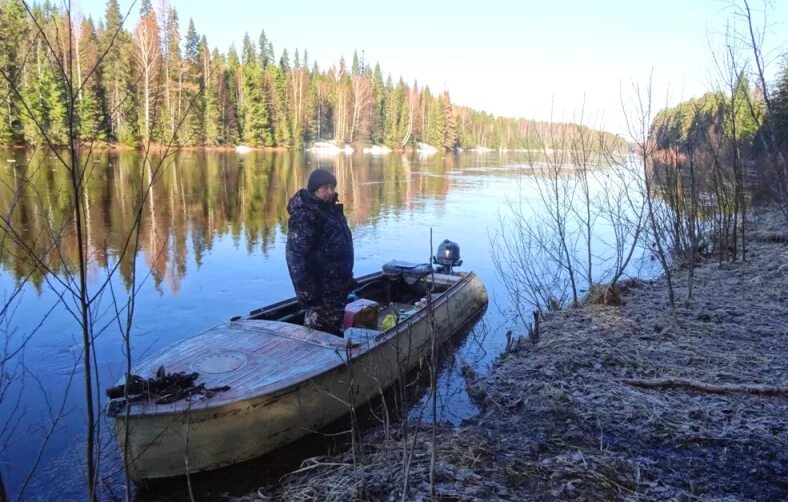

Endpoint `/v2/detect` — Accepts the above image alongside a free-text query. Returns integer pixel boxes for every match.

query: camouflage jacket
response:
[285,189,354,306]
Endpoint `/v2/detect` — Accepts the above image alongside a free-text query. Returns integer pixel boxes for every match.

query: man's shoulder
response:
[288,189,319,215]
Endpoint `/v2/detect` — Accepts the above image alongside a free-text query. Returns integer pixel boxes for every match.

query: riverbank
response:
[247,208,787,501]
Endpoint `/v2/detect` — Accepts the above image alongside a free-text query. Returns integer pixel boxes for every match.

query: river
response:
[0,148,650,499]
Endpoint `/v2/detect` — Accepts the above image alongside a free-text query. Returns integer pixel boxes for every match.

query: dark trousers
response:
[304,293,347,336]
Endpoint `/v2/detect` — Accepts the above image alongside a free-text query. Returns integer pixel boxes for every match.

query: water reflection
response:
[0,150,458,293]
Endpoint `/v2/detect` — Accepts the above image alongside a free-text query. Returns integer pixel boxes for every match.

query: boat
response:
[105,241,488,481]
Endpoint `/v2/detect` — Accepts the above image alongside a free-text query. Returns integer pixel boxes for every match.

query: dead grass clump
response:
[583,284,623,306]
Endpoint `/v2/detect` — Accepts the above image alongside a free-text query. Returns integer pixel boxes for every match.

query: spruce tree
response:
[77,18,107,141]
[257,29,269,69]
[241,35,272,145]
[772,63,788,147]
[394,78,410,147]
[426,94,445,148]
[279,48,290,71]
[202,42,222,144]
[0,0,28,143]
[383,76,402,148]
[351,50,360,75]
[100,0,138,144]
[270,65,291,146]
[371,63,385,144]
[162,7,181,141]
[225,44,241,144]
[182,18,204,144]
[442,92,457,151]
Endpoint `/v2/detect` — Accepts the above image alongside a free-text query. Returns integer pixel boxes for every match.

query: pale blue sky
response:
[73,0,787,135]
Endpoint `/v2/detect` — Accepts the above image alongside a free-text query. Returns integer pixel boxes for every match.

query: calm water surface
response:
[0,149,647,499]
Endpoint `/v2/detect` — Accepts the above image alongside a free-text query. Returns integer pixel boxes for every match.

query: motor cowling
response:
[433,239,462,272]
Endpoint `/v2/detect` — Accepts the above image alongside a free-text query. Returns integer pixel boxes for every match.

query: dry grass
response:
[242,427,507,501]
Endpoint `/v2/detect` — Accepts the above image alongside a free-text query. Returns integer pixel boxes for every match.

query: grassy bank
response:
[239,208,787,501]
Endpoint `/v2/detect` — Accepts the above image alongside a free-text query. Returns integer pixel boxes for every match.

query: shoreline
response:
[253,207,788,500]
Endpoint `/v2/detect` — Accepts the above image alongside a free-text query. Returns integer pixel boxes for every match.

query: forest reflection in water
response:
[0,149,463,294]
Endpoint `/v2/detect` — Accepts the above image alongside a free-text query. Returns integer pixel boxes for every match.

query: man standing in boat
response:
[286,168,354,336]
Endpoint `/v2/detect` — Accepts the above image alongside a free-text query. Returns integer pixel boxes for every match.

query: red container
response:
[342,299,380,330]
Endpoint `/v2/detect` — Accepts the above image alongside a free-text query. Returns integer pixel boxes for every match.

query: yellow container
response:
[380,314,396,331]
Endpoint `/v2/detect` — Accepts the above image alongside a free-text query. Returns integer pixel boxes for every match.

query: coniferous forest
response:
[0,0,620,151]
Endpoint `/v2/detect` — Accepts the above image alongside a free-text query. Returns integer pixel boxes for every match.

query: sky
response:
[72,0,788,135]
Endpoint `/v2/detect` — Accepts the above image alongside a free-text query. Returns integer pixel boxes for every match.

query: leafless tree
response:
[0,1,205,499]
[621,75,678,322]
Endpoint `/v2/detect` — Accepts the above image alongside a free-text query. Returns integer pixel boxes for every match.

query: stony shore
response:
[243,208,787,501]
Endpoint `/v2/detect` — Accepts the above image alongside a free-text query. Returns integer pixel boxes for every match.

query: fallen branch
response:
[753,231,788,243]
[621,378,788,396]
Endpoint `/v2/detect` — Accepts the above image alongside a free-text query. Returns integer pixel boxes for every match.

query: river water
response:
[0,148,651,499]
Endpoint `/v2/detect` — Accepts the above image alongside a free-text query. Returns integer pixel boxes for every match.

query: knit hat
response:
[307,168,337,193]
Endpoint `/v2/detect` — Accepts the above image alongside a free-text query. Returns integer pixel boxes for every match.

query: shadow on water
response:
[133,313,486,501]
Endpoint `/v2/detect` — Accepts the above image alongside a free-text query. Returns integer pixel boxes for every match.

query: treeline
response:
[650,76,764,152]
[649,66,788,158]
[0,0,617,151]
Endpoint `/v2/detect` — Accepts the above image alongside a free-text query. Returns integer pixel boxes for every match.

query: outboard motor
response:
[433,239,462,273]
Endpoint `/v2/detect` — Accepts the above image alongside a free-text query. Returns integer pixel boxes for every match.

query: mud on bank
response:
[242,210,787,501]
